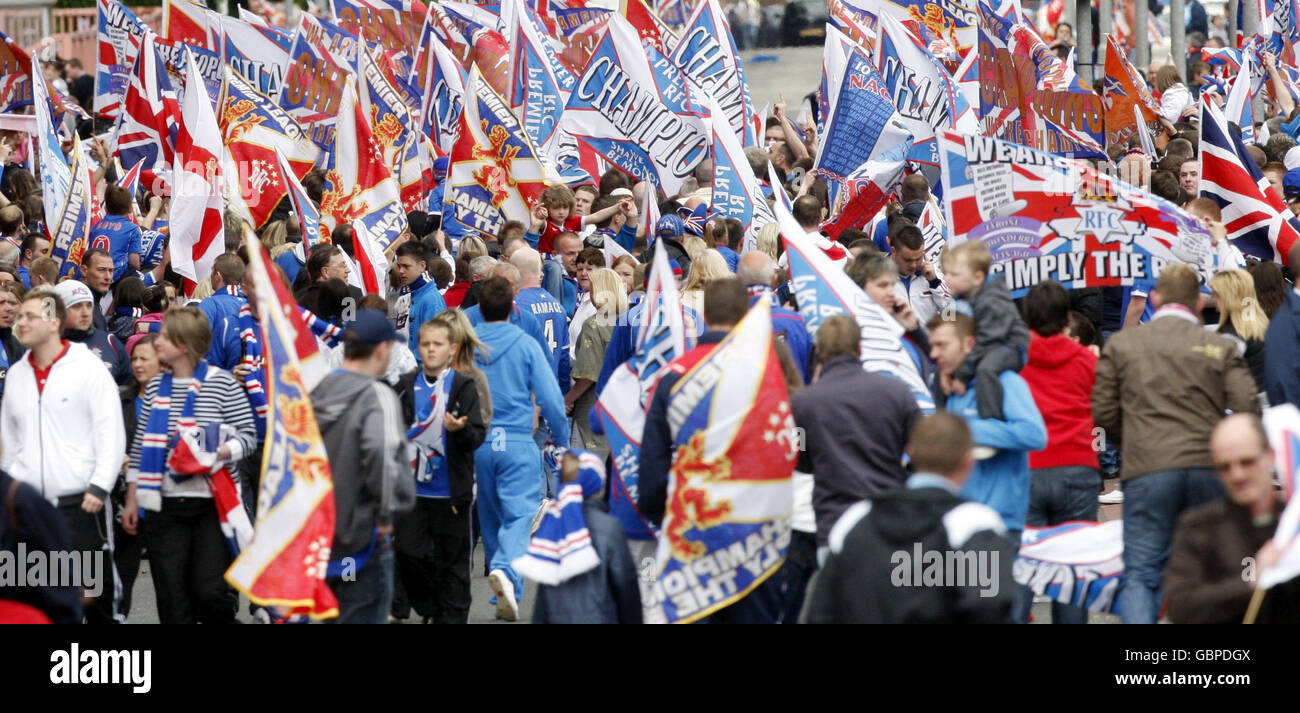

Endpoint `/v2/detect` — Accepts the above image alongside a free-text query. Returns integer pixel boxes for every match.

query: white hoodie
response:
[0,341,125,502]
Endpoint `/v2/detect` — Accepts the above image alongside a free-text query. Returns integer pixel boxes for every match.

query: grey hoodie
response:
[311,369,414,560]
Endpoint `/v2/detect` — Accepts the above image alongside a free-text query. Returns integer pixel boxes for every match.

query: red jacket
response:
[442,281,471,309]
[1022,332,1099,470]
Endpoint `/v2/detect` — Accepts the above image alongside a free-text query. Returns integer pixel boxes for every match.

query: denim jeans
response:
[328,535,395,624]
[1011,466,1101,624]
[1117,468,1224,624]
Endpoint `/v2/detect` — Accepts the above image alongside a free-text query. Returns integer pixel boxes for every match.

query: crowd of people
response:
[0,1,1298,625]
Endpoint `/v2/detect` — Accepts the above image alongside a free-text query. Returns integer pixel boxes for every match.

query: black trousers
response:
[57,500,120,624]
[142,497,236,624]
[779,530,819,624]
[393,498,473,624]
[112,520,141,620]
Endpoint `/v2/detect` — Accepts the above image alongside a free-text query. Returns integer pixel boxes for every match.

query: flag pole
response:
[1242,587,1266,624]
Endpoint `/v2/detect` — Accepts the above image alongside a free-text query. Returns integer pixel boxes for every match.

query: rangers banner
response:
[443,64,550,238]
[595,245,693,541]
[225,240,339,621]
[332,0,427,79]
[503,0,575,156]
[34,57,72,239]
[813,44,913,212]
[162,0,218,49]
[95,0,151,118]
[875,11,978,191]
[298,12,360,71]
[670,0,757,146]
[319,80,408,250]
[706,93,774,248]
[50,135,95,280]
[154,38,223,113]
[551,5,612,71]
[358,46,425,212]
[419,37,466,154]
[279,27,353,150]
[1102,33,1160,148]
[977,1,1105,157]
[644,298,796,624]
[562,14,709,198]
[219,15,291,100]
[1013,521,1122,613]
[221,68,321,229]
[775,194,935,413]
[833,0,978,57]
[939,130,1220,298]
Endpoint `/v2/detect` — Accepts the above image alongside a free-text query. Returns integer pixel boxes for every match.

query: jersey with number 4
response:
[517,286,570,389]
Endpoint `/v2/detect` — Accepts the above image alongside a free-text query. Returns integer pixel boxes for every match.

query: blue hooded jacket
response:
[406,279,449,359]
[474,321,570,444]
[943,370,1047,533]
[198,290,245,370]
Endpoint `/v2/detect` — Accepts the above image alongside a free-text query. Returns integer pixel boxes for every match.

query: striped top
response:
[127,370,258,499]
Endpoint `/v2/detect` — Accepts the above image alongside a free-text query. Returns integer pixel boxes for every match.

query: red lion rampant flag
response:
[319,80,409,251]
[643,298,797,624]
[443,63,549,239]
[225,239,339,620]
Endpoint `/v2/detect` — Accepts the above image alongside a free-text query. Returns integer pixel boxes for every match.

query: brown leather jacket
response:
[1164,498,1282,624]
[1092,310,1260,481]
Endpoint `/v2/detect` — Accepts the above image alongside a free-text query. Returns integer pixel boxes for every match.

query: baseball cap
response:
[342,308,399,346]
[53,279,93,309]
[1287,146,1300,172]
[1285,167,1300,200]
[656,215,684,239]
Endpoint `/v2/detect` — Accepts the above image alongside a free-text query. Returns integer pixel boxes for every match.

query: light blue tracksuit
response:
[474,321,571,599]
[943,370,1048,533]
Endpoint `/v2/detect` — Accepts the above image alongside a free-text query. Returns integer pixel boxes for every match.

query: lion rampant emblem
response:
[369,104,403,153]
[471,121,521,209]
[222,98,265,142]
[320,169,367,226]
[665,432,734,561]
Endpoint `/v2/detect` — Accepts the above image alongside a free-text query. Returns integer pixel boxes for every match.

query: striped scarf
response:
[513,449,606,586]
[137,366,207,512]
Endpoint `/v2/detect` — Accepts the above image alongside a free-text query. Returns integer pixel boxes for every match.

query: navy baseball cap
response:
[1285,167,1300,199]
[343,308,399,346]
[656,215,684,238]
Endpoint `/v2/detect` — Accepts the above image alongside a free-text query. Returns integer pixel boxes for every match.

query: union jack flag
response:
[113,32,180,192]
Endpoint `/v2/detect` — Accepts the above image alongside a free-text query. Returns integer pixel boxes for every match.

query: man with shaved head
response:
[511,246,569,392]
[1165,414,1298,623]
[737,250,812,382]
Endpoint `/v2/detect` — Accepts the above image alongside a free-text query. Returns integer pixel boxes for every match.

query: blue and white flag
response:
[33,56,71,242]
[595,244,694,541]
[420,29,467,155]
[774,193,935,413]
[813,44,914,214]
[562,14,709,198]
[1013,521,1122,613]
[503,0,577,160]
[875,11,978,196]
[705,93,774,251]
[50,135,95,281]
[95,0,151,118]
[669,0,756,146]
[219,15,290,99]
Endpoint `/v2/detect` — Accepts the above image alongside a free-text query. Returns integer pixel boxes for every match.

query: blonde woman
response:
[566,268,628,457]
[681,235,708,263]
[679,249,730,315]
[260,220,288,253]
[1210,269,1268,392]
[756,222,780,261]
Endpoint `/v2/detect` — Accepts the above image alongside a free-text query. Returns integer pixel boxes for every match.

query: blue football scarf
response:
[407,368,455,498]
[401,272,433,297]
[513,449,605,586]
[137,362,210,512]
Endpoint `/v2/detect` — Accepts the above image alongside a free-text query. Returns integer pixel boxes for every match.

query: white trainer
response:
[1098,489,1124,505]
[489,569,519,622]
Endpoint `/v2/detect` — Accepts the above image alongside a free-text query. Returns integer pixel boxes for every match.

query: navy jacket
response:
[532,499,643,624]
[1265,290,1300,408]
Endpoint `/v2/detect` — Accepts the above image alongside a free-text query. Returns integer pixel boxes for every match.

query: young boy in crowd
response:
[528,185,633,254]
[939,241,1030,420]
